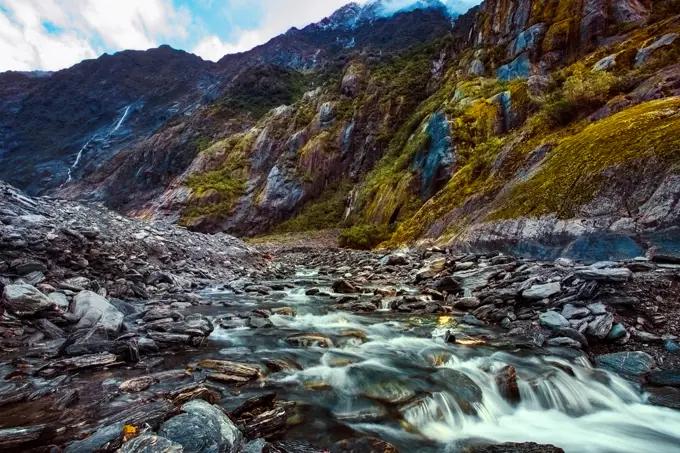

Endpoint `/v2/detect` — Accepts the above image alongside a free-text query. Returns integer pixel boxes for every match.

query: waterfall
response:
[112,105,131,132]
[63,136,95,185]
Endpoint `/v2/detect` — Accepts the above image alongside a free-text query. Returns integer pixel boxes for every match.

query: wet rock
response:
[647,386,680,410]
[648,369,680,387]
[119,434,184,453]
[38,352,120,377]
[495,365,520,404]
[65,423,124,453]
[555,328,589,349]
[249,316,274,328]
[360,380,415,404]
[2,284,55,316]
[168,383,221,406]
[332,279,358,294]
[285,333,333,348]
[120,375,159,392]
[330,437,399,453]
[547,337,582,349]
[14,262,46,275]
[586,312,614,340]
[71,291,124,335]
[587,303,607,315]
[574,268,631,282]
[240,406,287,440]
[664,338,680,353]
[54,389,79,410]
[0,425,46,450]
[455,297,481,309]
[461,314,484,326]
[522,282,561,300]
[159,400,243,453]
[198,359,260,379]
[262,358,302,373]
[35,318,65,339]
[432,368,483,410]
[595,351,655,377]
[539,311,570,330]
[468,442,565,453]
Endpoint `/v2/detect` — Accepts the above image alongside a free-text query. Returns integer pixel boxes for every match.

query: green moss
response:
[489,97,680,220]
[338,224,394,250]
[274,182,351,233]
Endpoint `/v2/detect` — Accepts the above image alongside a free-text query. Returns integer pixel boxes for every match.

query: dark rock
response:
[595,351,655,377]
[3,284,55,316]
[586,313,614,340]
[332,279,358,294]
[330,437,399,453]
[432,368,483,410]
[285,333,333,348]
[159,400,243,453]
[574,268,631,282]
[118,434,184,453]
[432,276,463,294]
[71,291,124,335]
[648,369,680,387]
[468,442,565,453]
[0,425,47,450]
[495,365,520,404]
[647,386,680,410]
[555,328,589,349]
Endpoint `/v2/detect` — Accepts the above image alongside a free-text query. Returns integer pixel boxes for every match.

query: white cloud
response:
[193,30,265,61]
[0,0,192,71]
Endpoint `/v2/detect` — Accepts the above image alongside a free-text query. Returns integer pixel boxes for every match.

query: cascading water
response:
[112,105,131,132]
[64,136,95,184]
[200,270,680,452]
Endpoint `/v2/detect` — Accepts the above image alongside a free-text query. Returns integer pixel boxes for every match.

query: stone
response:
[595,351,655,377]
[522,282,561,300]
[647,386,680,410]
[118,434,184,453]
[547,337,582,349]
[587,303,607,315]
[468,443,565,453]
[648,369,680,387]
[636,33,678,67]
[285,333,333,348]
[159,400,243,453]
[432,276,463,293]
[664,339,680,353]
[574,268,632,282]
[562,304,590,320]
[606,323,627,341]
[586,313,614,340]
[539,311,570,330]
[48,292,70,310]
[497,53,534,82]
[495,365,520,404]
[415,257,446,282]
[381,253,408,266]
[360,380,415,404]
[507,23,548,59]
[332,279,358,294]
[555,328,589,349]
[432,368,483,409]
[455,297,481,309]
[593,54,617,72]
[330,437,399,453]
[2,284,55,316]
[71,291,124,335]
[14,262,46,275]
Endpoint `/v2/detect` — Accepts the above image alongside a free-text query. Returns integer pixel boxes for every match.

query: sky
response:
[0,0,480,73]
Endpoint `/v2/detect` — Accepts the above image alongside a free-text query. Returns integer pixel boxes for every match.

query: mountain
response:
[1,0,679,260]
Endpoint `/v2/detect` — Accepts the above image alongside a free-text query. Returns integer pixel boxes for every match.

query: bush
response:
[563,65,618,108]
[338,224,394,250]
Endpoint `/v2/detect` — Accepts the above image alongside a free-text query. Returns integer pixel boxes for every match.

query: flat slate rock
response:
[648,369,680,387]
[647,386,680,410]
[595,351,655,377]
[467,442,565,453]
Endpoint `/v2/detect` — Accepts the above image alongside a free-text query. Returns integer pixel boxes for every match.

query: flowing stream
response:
[196,269,680,452]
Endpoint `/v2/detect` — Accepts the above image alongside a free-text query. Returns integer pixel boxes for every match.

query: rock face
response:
[595,351,655,378]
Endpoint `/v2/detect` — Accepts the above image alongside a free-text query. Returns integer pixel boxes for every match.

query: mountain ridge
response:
[1,0,679,260]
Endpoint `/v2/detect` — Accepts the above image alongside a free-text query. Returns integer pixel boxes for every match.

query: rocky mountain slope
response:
[1,0,679,260]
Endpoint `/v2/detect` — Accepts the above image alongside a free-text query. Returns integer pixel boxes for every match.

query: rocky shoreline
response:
[1,183,680,452]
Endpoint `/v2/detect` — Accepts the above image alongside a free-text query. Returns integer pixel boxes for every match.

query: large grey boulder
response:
[636,33,678,67]
[71,290,124,335]
[159,400,243,453]
[497,53,534,82]
[2,284,55,316]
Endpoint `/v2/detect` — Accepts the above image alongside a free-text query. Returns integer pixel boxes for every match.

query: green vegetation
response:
[338,224,394,250]
[275,182,351,233]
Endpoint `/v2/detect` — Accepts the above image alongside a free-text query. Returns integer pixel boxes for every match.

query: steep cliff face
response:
[2,0,680,259]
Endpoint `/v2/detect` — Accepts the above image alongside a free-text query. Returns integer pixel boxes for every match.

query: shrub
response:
[338,224,394,250]
[563,65,618,108]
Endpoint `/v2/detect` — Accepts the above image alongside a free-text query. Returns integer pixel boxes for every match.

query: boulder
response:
[547,337,582,349]
[606,323,627,341]
[2,284,55,316]
[71,291,124,335]
[381,253,409,266]
[332,279,358,294]
[119,434,184,453]
[595,351,655,377]
[522,282,561,300]
[593,54,617,72]
[48,292,70,310]
[539,311,570,330]
[648,369,680,387]
[497,53,534,82]
[495,365,520,404]
[159,400,243,453]
[330,437,399,453]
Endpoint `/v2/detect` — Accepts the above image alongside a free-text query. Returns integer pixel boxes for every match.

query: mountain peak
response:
[317,0,450,31]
